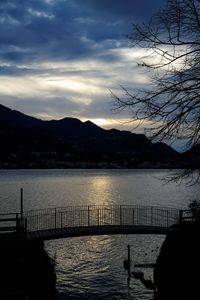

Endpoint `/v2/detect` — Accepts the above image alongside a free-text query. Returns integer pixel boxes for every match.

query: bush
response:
[188,200,200,221]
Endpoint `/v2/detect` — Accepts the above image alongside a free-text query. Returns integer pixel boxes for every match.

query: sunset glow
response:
[0,0,164,132]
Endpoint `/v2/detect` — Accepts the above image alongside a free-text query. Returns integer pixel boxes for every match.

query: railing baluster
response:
[88,206,90,226]
[151,207,153,226]
[120,205,122,226]
[166,210,168,227]
[16,213,19,233]
[97,208,100,228]
[179,210,183,224]
[54,208,57,229]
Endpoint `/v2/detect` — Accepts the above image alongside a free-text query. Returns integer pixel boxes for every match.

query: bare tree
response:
[114,0,200,150]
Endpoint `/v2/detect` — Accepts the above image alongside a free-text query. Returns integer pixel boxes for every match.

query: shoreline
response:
[0,165,190,170]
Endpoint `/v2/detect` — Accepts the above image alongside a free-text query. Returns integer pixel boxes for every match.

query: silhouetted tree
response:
[114,0,200,149]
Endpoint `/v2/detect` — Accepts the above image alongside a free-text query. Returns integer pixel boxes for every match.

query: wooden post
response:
[127,245,131,282]
[128,245,131,267]
[123,245,131,277]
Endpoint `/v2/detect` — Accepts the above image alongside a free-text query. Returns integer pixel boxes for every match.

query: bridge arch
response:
[24,205,182,240]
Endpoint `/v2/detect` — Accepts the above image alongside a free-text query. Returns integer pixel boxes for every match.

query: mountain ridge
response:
[0,103,180,168]
[0,103,42,128]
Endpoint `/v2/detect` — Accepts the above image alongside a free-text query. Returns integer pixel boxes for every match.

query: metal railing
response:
[0,212,26,232]
[24,205,181,232]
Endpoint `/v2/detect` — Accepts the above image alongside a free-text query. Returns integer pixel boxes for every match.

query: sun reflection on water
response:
[86,175,117,206]
[45,234,164,300]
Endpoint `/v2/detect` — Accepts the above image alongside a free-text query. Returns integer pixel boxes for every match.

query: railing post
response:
[132,208,134,230]
[36,214,38,231]
[20,188,27,233]
[179,210,183,225]
[25,218,27,233]
[20,188,23,221]
[16,213,20,233]
[166,210,169,228]
[60,211,63,229]
[88,206,90,226]
[120,205,122,226]
[151,207,153,226]
[55,208,57,228]
[97,208,100,229]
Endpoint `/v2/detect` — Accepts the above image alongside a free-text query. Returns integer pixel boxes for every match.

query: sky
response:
[0,0,165,132]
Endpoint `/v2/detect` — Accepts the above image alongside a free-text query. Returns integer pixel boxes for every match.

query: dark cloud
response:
[0,0,166,133]
[0,0,165,65]
[76,0,164,18]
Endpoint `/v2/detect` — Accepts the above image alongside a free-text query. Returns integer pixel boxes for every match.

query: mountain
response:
[0,104,42,128]
[37,118,106,141]
[0,103,179,168]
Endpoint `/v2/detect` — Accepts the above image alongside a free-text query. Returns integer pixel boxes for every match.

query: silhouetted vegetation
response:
[113,0,200,180]
[188,200,200,221]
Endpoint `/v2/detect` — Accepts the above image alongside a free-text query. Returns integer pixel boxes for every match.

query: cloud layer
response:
[0,0,164,130]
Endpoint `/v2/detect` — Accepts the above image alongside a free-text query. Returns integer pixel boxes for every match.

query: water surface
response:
[0,169,198,300]
[0,169,198,212]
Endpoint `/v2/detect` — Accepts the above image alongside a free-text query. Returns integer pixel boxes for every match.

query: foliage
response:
[188,199,200,220]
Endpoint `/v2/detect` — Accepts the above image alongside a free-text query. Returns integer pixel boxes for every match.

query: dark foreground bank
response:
[1,221,200,300]
[0,233,57,300]
[154,221,200,299]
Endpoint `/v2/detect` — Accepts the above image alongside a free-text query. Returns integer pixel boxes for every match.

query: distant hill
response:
[177,144,200,168]
[0,103,179,168]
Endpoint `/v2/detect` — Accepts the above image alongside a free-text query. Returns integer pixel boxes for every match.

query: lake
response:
[0,169,199,300]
